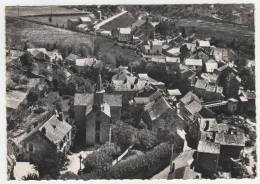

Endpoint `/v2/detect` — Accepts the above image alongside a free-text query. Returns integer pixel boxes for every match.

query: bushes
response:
[112,122,159,151]
[106,143,172,179]
[82,143,121,175]
[32,150,68,179]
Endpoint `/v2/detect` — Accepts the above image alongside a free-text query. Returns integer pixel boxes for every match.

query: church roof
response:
[104,94,122,107]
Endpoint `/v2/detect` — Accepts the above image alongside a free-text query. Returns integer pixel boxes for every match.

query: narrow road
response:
[94,10,128,30]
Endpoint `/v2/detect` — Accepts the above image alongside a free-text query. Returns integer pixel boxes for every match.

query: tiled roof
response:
[144,97,171,121]
[39,115,72,144]
[197,140,220,154]
[215,132,245,147]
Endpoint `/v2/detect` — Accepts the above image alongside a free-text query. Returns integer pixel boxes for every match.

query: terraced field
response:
[6,6,82,17]
[6,17,141,64]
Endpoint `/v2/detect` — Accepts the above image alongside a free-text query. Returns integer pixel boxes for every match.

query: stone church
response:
[74,73,122,145]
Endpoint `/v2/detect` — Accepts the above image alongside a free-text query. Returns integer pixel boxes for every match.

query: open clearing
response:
[6,17,141,64]
[100,11,136,31]
[6,6,82,17]
[23,15,87,28]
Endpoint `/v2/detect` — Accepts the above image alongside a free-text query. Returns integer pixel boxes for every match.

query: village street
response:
[60,150,93,175]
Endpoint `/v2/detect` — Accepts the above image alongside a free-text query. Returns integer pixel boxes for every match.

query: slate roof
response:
[184,58,202,66]
[172,149,196,170]
[134,97,150,105]
[76,58,98,67]
[144,97,171,121]
[194,79,207,89]
[104,94,122,107]
[119,27,131,34]
[185,100,202,115]
[74,93,93,106]
[196,40,210,47]
[201,73,219,84]
[79,16,92,23]
[65,53,82,63]
[6,90,28,110]
[215,132,245,147]
[39,115,72,144]
[205,84,216,92]
[205,60,218,73]
[199,107,216,118]
[167,89,182,96]
[167,47,181,56]
[10,50,25,59]
[200,119,218,132]
[180,91,200,105]
[197,140,220,154]
[165,56,180,63]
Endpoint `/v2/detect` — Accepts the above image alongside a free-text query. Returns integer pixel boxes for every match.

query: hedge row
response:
[105,142,173,179]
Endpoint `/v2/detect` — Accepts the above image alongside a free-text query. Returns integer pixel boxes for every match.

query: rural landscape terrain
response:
[6,4,256,180]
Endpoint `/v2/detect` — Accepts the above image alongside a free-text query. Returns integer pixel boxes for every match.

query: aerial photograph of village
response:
[5,4,256,180]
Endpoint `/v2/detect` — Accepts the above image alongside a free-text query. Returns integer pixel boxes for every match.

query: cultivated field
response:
[177,18,254,38]
[6,6,82,17]
[24,15,86,28]
[100,12,136,31]
[6,17,141,64]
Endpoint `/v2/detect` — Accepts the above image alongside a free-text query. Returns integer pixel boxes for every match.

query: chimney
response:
[134,78,138,84]
[41,127,46,135]
[123,77,127,84]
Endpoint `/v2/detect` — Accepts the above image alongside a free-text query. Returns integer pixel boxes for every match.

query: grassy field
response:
[24,15,85,28]
[6,17,141,63]
[6,6,82,17]
[100,12,136,30]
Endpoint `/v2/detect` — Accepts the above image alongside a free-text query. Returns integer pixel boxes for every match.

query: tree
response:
[101,53,116,67]
[32,150,68,179]
[27,88,39,104]
[112,122,137,150]
[22,173,39,180]
[20,52,33,69]
[82,143,121,174]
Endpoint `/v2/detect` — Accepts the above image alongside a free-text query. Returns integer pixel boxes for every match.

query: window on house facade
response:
[95,120,101,143]
[28,143,34,153]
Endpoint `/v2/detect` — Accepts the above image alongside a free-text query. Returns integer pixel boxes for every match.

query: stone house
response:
[179,91,202,122]
[118,27,132,42]
[74,74,122,145]
[131,18,155,43]
[20,114,72,162]
[184,58,203,72]
[67,18,80,30]
[196,140,220,174]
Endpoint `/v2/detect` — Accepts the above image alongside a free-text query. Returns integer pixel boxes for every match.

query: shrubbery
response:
[105,143,172,179]
[82,143,121,175]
